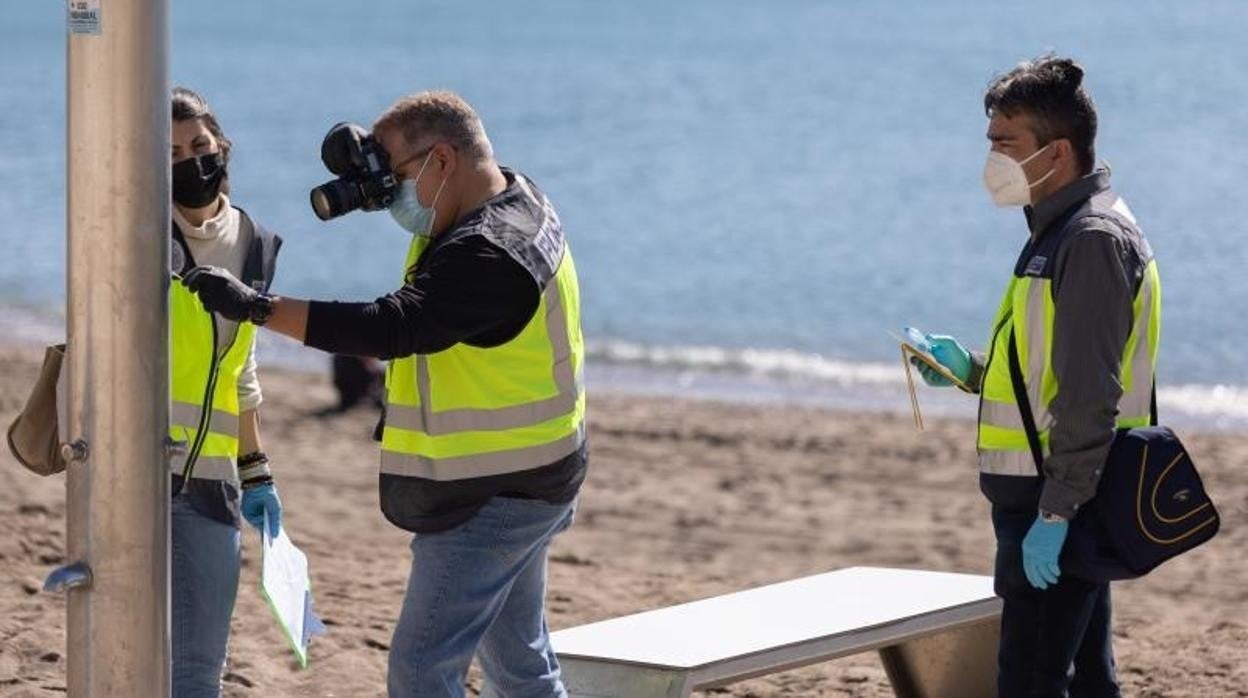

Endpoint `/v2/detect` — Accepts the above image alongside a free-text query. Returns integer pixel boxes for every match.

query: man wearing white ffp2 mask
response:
[983,141,1056,207]
[914,55,1165,697]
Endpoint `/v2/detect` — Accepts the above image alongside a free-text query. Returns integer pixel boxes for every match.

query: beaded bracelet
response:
[238,451,272,489]
[241,474,275,491]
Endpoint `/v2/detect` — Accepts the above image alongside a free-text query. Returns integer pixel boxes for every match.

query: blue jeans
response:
[388,496,576,698]
[171,493,241,698]
[992,506,1121,698]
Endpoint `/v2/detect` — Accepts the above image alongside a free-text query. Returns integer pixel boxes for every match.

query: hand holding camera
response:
[309,122,399,221]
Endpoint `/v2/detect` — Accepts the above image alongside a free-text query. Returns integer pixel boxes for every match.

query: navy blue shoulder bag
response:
[1007,330,1220,581]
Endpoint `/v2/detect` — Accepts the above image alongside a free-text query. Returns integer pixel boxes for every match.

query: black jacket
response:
[304,169,587,533]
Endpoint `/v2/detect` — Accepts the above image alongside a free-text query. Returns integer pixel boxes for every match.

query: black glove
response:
[182,265,260,323]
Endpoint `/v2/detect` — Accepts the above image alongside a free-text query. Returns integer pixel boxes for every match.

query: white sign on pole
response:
[67,0,101,35]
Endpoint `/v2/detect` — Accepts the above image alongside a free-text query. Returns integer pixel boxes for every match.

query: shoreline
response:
[1,345,1245,696]
[1,320,1245,433]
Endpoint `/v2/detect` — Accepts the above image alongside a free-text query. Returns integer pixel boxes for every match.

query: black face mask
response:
[171,152,226,208]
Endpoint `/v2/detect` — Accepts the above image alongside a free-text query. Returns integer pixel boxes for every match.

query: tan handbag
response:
[6,344,67,476]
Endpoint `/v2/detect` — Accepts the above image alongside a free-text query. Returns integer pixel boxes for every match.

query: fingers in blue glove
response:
[1021,515,1069,590]
[910,357,953,387]
[926,335,973,383]
[1024,557,1058,589]
[242,484,282,537]
[1041,558,1061,586]
[264,505,282,538]
[1023,558,1044,589]
[242,507,263,533]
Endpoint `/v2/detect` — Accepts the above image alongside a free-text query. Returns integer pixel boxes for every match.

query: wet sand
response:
[1,346,1244,696]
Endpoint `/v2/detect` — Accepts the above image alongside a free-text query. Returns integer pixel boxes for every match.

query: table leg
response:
[561,658,693,698]
[878,616,999,698]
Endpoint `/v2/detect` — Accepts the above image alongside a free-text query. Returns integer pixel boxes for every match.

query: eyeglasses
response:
[390,146,434,179]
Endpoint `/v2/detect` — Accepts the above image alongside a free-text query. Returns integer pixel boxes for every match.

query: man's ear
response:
[1052,138,1074,168]
[434,142,457,179]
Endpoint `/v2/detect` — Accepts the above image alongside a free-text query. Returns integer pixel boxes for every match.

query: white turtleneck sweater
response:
[172,195,263,411]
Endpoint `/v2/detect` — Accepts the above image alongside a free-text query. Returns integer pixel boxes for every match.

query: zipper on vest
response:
[181,316,240,481]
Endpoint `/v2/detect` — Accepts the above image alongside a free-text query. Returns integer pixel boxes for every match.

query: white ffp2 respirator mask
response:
[982,144,1055,207]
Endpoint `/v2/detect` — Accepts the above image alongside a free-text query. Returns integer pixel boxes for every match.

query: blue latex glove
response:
[1021,515,1069,589]
[241,483,282,537]
[912,360,953,387]
[908,332,972,387]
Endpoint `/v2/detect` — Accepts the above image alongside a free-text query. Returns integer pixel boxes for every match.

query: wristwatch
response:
[248,294,275,326]
[1039,510,1067,524]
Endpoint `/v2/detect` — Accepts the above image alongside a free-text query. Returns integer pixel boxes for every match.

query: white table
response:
[552,566,1001,697]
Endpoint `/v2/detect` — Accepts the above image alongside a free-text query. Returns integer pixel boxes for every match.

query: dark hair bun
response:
[1046,57,1085,90]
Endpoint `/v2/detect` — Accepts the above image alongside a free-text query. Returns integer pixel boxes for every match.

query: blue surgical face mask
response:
[388,151,446,236]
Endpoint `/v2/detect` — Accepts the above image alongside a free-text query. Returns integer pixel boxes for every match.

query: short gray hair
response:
[373,90,493,161]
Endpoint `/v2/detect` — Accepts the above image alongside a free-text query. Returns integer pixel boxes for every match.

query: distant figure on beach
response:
[168,87,285,697]
[320,354,383,415]
[182,90,586,697]
[914,55,1161,696]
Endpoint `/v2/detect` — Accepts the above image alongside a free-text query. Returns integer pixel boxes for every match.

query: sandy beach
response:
[0,345,1244,697]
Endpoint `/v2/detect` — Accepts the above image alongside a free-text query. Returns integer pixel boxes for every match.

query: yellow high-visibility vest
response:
[977,196,1161,477]
[169,283,254,482]
[168,209,281,483]
[381,200,586,482]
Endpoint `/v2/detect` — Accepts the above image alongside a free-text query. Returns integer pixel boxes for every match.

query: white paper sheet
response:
[261,514,326,667]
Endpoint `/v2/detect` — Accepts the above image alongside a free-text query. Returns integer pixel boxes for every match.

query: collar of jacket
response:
[1023,166,1111,239]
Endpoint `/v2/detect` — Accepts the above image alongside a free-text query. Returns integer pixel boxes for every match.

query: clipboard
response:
[260,513,327,668]
[891,328,975,431]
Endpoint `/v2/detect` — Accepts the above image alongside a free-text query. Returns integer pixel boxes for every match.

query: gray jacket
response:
[970,168,1154,518]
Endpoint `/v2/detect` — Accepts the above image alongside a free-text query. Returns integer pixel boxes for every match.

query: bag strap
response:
[1005,328,1046,477]
[1008,327,1162,478]
[1150,378,1159,427]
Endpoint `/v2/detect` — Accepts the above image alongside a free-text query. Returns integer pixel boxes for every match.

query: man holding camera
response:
[183,90,586,698]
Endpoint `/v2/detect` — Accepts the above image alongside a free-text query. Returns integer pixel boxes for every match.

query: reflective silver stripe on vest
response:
[1111,196,1137,225]
[171,400,240,439]
[1020,281,1053,434]
[978,282,1051,477]
[979,397,1028,432]
[386,370,582,435]
[1119,269,1155,419]
[387,279,580,436]
[1110,195,1154,419]
[979,449,1038,477]
[380,424,585,481]
[167,454,238,482]
[978,283,1053,440]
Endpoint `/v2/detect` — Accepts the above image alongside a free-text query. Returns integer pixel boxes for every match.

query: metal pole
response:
[58,0,171,695]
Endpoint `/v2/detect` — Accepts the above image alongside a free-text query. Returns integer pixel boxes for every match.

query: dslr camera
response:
[309,122,397,221]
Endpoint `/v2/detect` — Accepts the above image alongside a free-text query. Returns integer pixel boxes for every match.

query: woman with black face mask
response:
[168,86,283,697]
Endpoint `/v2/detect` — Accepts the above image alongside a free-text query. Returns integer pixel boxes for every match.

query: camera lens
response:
[310,188,334,221]
[309,179,362,221]
[311,121,396,221]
